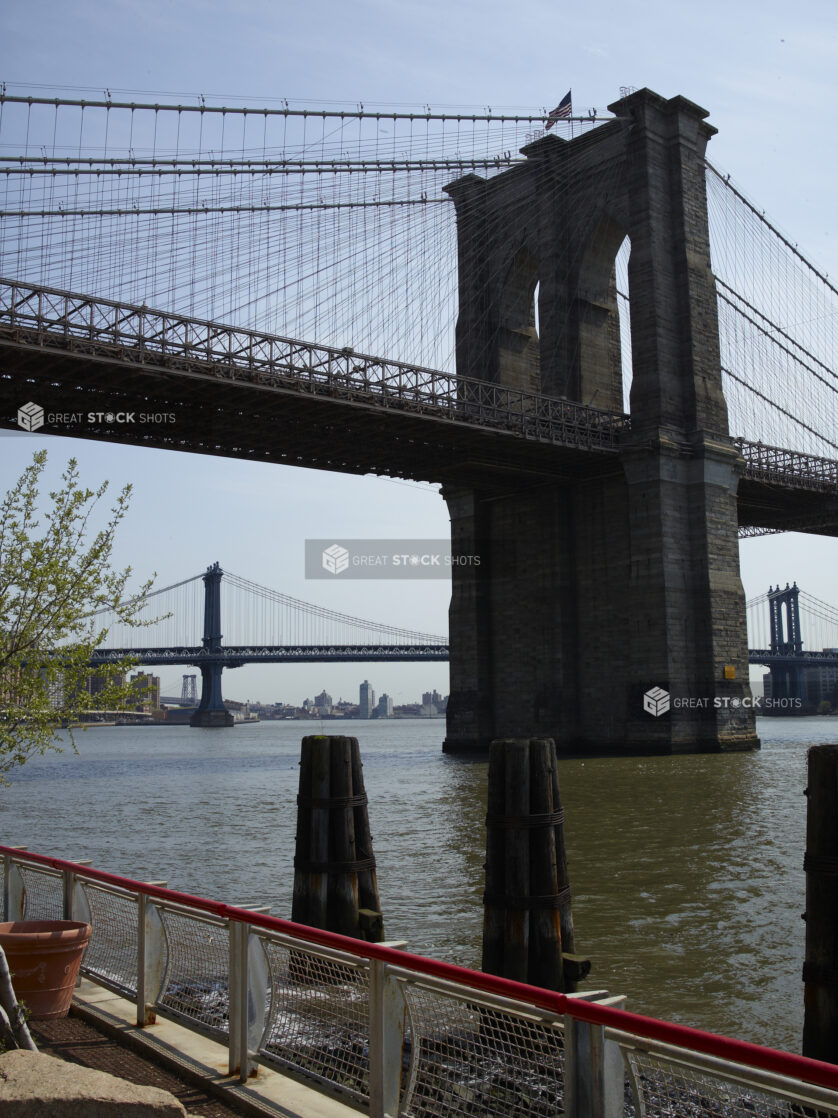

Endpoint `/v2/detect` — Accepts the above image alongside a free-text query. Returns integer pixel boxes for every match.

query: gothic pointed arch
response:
[497,245,541,393]
[571,213,630,412]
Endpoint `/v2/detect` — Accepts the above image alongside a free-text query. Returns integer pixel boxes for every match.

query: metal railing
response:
[88,643,450,665]
[748,648,838,666]
[3,845,838,1117]
[736,438,838,491]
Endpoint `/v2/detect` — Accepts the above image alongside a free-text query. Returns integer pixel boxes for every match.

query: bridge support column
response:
[443,443,757,754]
[190,562,234,728]
[442,487,497,753]
[190,662,234,728]
[766,584,809,706]
[619,435,758,752]
[768,663,809,706]
[442,473,626,754]
[443,89,758,755]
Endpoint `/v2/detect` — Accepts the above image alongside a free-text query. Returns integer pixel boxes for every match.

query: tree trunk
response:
[0,945,37,1050]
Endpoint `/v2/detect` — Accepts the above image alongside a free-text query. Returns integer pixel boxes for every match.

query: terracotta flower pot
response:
[0,920,92,1019]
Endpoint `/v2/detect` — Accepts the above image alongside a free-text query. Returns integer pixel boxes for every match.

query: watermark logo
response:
[10,403,176,433]
[322,543,350,576]
[643,686,670,717]
[306,539,483,580]
[640,686,803,714]
[91,411,136,424]
[17,401,44,432]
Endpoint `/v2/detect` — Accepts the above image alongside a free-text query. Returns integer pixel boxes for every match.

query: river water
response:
[2,716,835,1053]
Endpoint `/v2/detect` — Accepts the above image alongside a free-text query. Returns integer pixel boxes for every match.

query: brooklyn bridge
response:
[1,87,836,752]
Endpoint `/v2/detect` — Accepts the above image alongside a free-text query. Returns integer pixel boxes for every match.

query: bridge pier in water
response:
[443,89,758,755]
[190,661,234,728]
[190,562,234,728]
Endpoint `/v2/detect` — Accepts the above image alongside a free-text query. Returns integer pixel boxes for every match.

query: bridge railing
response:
[0,276,627,453]
[748,648,838,664]
[4,845,838,1118]
[88,643,450,665]
[736,438,838,490]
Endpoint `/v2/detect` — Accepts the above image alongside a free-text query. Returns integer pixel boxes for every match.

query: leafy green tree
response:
[0,450,153,780]
[0,450,158,1048]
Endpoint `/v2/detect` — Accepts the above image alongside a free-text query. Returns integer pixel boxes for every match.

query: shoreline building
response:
[375,693,394,718]
[359,679,375,719]
[314,689,333,717]
[128,672,161,712]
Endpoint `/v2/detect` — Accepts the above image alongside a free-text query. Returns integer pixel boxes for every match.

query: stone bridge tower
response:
[442,88,758,754]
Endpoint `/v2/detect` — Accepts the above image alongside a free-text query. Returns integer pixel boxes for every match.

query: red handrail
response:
[3,843,837,1092]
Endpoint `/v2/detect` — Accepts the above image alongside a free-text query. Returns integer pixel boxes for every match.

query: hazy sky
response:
[1,0,836,704]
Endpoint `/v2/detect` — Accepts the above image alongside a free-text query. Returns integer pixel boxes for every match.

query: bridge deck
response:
[2,279,837,533]
[91,645,838,668]
[91,644,450,665]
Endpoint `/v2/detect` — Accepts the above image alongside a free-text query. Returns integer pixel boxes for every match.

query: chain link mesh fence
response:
[400,981,565,1118]
[258,936,371,1104]
[157,908,230,1038]
[623,1046,838,1118]
[79,882,139,997]
[19,865,63,920]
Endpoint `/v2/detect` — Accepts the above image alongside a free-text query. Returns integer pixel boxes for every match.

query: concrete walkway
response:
[44,979,363,1118]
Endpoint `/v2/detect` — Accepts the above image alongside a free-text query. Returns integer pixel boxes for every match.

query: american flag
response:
[545,91,572,130]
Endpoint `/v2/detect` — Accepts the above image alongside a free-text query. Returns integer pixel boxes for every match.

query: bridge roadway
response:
[91,644,838,669]
[90,644,451,666]
[1,278,837,535]
[748,649,838,667]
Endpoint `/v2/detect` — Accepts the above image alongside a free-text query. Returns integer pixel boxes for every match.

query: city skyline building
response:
[128,671,161,711]
[359,679,375,719]
[314,689,333,716]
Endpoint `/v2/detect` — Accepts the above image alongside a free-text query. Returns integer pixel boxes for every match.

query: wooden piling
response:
[802,744,838,1061]
[547,742,589,986]
[481,739,508,979]
[291,735,384,942]
[350,745,383,927]
[529,737,564,990]
[503,738,531,982]
[482,736,588,992]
